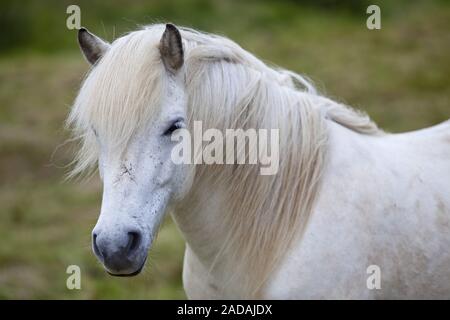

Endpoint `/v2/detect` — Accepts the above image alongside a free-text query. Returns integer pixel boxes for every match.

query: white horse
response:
[68,23,450,299]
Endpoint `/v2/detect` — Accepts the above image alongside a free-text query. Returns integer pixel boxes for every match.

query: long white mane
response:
[68,24,381,297]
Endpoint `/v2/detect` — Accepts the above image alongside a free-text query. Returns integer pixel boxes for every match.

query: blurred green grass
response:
[0,0,449,299]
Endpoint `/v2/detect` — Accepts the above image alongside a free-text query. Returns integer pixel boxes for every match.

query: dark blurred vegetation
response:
[0,0,449,298]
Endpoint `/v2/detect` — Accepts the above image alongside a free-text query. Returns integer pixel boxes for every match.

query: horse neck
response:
[171,86,332,297]
[172,171,232,266]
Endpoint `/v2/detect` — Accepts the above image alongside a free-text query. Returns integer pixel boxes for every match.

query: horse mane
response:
[67,24,381,297]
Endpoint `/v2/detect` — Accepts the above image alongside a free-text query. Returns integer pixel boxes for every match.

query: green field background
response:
[0,0,449,299]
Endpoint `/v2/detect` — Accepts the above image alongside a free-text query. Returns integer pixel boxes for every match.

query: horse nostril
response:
[126,231,141,255]
[92,232,103,258]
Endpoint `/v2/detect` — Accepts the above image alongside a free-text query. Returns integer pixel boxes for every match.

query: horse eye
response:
[163,120,183,136]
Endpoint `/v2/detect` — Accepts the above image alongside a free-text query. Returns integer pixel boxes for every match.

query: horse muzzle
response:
[92,227,148,276]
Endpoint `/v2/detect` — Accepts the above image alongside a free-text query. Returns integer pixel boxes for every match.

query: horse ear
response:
[159,24,184,72]
[78,27,110,65]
